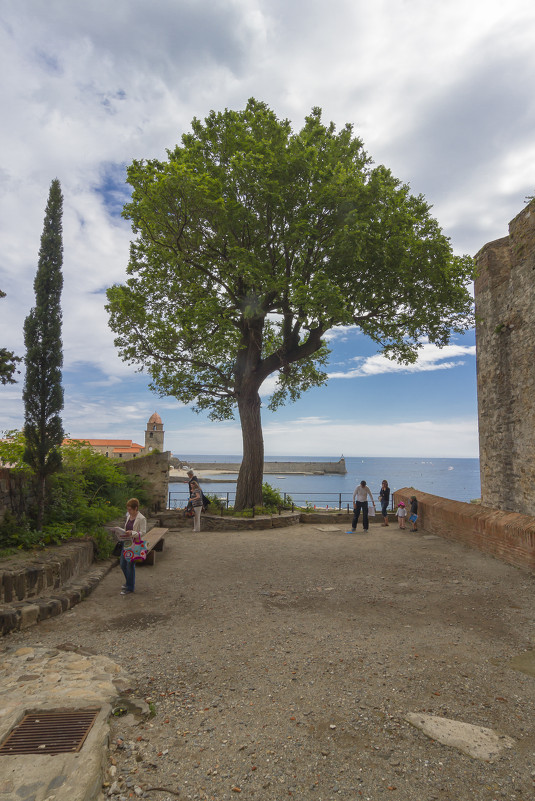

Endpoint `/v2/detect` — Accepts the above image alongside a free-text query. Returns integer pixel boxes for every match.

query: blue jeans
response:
[120,546,135,591]
[352,501,369,530]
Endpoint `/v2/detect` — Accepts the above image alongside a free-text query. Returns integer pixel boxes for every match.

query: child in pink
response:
[397,501,407,529]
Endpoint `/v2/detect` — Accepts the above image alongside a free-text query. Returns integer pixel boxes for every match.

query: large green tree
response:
[107,100,474,509]
[0,289,22,384]
[23,178,65,530]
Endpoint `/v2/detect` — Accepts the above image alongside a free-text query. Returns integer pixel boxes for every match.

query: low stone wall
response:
[159,509,394,530]
[159,510,302,531]
[393,487,535,572]
[299,512,352,524]
[0,538,96,604]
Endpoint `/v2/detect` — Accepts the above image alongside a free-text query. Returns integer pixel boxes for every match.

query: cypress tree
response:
[23,178,65,530]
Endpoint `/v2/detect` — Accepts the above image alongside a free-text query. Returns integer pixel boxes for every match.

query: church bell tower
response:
[145,412,164,453]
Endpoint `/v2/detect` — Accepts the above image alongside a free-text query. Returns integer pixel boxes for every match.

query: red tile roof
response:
[64,438,144,450]
[112,446,143,453]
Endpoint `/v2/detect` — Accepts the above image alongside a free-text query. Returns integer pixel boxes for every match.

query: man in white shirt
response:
[351,480,375,533]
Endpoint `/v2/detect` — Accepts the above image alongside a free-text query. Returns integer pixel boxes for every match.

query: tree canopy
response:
[106,99,474,508]
[0,289,22,385]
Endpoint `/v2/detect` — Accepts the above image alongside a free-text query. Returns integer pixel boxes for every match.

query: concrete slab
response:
[0,704,110,801]
[0,646,137,801]
[509,649,535,678]
[405,712,515,760]
[313,525,346,532]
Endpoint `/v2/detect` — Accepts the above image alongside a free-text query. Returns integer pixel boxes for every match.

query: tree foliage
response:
[0,290,22,385]
[0,434,148,556]
[106,99,474,508]
[23,178,65,529]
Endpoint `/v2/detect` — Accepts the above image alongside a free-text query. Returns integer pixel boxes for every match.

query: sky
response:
[1,0,534,459]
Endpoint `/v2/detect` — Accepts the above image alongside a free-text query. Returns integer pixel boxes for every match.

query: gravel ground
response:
[9,521,535,801]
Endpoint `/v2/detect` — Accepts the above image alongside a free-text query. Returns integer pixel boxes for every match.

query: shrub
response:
[0,435,149,558]
[262,482,292,511]
[0,510,40,551]
[199,485,293,517]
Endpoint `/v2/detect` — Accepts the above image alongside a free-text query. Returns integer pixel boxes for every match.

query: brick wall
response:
[394,487,535,572]
[474,199,535,514]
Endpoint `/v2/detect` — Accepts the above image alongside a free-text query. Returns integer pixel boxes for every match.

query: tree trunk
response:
[35,473,46,532]
[235,385,264,510]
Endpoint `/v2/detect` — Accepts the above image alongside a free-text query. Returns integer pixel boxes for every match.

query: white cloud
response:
[262,416,479,459]
[2,0,533,456]
[161,415,479,459]
[323,325,358,343]
[328,343,476,379]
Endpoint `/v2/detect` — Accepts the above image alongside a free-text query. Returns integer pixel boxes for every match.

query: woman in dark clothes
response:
[379,479,390,526]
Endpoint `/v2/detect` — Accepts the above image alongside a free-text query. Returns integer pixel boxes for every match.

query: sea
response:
[169,455,481,509]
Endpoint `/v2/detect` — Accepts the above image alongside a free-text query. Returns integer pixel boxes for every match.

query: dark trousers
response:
[120,547,135,591]
[352,501,369,530]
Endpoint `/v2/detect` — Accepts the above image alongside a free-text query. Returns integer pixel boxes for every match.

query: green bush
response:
[200,484,293,517]
[0,436,149,558]
[89,527,116,559]
[262,482,293,512]
[0,510,40,551]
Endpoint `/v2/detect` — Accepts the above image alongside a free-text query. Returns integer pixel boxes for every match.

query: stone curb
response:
[0,558,118,637]
[159,509,365,529]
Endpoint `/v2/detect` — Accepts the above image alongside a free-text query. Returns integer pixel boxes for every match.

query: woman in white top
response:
[120,497,147,595]
[189,480,203,532]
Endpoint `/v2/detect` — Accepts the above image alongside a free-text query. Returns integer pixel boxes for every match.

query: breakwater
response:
[181,457,346,475]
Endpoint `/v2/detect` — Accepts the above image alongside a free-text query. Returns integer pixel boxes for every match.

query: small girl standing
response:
[396,501,407,529]
[409,496,418,531]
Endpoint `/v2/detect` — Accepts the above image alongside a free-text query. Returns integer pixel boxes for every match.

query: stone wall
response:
[158,509,302,530]
[393,487,535,572]
[474,199,535,514]
[0,539,96,604]
[0,468,31,522]
[121,450,171,512]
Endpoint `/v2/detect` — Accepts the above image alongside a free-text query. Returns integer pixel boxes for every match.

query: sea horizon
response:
[171,454,481,507]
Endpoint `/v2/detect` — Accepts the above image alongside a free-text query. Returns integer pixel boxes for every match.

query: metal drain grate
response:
[0,708,100,756]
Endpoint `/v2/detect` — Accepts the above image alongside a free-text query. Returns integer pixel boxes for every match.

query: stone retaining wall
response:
[0,538,96,604]
[159,510,302,531]
[393,487,535,572]
[0,556,116,636]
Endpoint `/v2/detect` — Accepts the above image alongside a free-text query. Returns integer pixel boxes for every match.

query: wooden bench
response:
[141,527,168,565]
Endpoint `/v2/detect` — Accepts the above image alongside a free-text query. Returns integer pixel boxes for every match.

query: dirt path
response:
[8,521,535,800]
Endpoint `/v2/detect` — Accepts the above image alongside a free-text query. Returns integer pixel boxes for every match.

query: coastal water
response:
[170,455,481,508]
